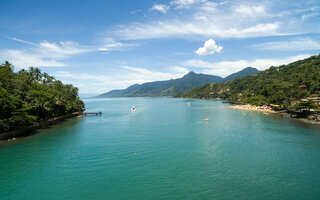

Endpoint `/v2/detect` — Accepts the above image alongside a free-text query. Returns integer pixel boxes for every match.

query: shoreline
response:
[0,112,82,141]
[229,104,320,125]
[229,104,275,113]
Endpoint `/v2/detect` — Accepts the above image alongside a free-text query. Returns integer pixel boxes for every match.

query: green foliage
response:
[0,62,84,133]
[291,100,320,110]
[177,54,320,107]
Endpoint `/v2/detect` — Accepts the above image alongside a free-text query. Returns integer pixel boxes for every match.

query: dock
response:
[83,112,102,116]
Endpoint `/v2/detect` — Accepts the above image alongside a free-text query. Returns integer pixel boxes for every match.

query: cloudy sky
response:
[0,0,319,94]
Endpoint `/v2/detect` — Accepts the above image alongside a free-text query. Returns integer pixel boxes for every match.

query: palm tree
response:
[2,61,14,71]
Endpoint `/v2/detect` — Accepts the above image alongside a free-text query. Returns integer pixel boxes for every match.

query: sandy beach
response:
[230,104,275,113]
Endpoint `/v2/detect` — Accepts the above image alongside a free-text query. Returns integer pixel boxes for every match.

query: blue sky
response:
[0,0,319,94]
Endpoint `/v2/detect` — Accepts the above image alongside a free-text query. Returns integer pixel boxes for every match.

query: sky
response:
[0,0,319,94]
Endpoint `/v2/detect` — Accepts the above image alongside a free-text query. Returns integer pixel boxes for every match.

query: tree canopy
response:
[0,62,84,133]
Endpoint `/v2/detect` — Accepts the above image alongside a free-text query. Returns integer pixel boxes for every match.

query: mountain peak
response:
[184,71,196,78]
[222,67,259,83]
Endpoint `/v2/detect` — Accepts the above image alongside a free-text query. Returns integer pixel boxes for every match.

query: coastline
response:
[0,112,82,141]
[229,104,275,113]
[229,104,320,125]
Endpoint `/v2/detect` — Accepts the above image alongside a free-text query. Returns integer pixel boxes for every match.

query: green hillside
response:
[97,68,259,98]
[0,61,84,133]
[177,55,320,107]
[97,72,223,97]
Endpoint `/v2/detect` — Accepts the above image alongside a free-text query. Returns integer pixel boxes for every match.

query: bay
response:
[1,98,320,200]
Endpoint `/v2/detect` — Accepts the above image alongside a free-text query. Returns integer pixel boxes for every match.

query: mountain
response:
[97,71,223,97]
[222,67,260,83]
[177,54,320,107]
[97,67,260,98]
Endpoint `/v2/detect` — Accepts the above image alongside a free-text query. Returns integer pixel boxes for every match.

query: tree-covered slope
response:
[97,67,260,98]
[222,67,260,83]
[0,61,84,133]
[97,71,223,97]
[177,55,320,107]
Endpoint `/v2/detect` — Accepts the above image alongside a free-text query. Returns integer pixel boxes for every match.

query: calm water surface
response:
[1,98,320,200]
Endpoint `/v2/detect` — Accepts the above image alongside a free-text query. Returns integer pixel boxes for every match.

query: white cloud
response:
[170,66,189,74]
[149,4,170,14]
[54,66,190,93]
[301,12,318,20]
[253,38,320,51]
[121,65,188,81]
[235,5,265,16]
[98,42,137,51]
[114,20,280,40]
[196,39,222,55]
[184,54,311,77]
[111,1,320,40]
[113,1,282,40]
[38,41,91,59]
[130,9,142,15]
[97,37,137,52]
[1,38,93,68]
[7,37,37,46]
[171,0,207,9]
[0,50,66,68]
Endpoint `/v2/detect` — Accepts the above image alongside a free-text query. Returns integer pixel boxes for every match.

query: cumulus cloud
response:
[184,54,311,77]
[196,39,222,55]
[149,4,170,14]
[252,38,320,51]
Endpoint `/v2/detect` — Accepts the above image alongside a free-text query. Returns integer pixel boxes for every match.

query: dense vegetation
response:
[0,61,84,133]
[177,55,320,108]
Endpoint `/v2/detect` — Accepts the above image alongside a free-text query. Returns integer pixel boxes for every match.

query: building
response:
[298,85,307,92]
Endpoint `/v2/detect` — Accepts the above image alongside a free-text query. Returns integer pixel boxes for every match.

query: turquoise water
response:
[1,98,320,200]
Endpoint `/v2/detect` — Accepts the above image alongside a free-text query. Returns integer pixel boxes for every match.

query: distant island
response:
[97,67,259,97]
[0,61,84,139]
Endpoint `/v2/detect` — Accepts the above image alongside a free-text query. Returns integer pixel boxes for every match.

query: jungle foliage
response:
[0,61,84,133]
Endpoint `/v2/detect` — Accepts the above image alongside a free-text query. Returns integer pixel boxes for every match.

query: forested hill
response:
[222,67,259,83]
[97,71,223,97]
[0,61,84,133]
[97,67,259,98]
[177,54,320,107]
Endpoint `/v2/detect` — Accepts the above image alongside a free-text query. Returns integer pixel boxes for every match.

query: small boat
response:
[203,118,209,122]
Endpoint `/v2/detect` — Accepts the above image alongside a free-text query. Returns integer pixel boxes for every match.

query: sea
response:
[1,98,320,200]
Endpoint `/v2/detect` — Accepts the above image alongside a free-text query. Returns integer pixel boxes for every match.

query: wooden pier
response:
[83,112,102,116]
